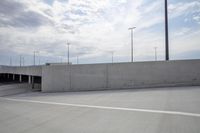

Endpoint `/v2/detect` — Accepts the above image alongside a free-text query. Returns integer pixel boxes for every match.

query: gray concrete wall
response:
[41,59,200,92]
[108,60,200,89]
[42,65,70,92]
[0,66,42,76]
[71,64,108,91]
[0,83,32,96]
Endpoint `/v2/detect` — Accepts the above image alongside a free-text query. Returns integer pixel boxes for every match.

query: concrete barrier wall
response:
[71,64,108,91]
[0,83,34,96]
[108,60,200,89]
[42,65,70,92]
[42,59,200,92]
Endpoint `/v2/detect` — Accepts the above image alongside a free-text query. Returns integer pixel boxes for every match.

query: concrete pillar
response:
[19,75,22,82]
[13,74,15,81]
[32,76,35,89]
[28,75,31,84]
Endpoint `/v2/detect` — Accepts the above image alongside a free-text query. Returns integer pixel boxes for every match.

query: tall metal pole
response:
[67,42,70,64]
[111,51,114,63]
[10,57,12,66]
[77,56,79,64]
[154,47,157,61]
[22,57,25,66]
[38,52,40,65]
[20,55,22,67]
[165,0,169,60]
[128,27,136,62]
[22,57,24,66]
[33,51,39,66]
[33,51,36,66]
[60,57,63,63]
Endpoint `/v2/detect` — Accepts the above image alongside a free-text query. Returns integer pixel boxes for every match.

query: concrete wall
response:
[0,83,32,96]
[41,59,200,92]
[0,66,42,76]
[42,65,70,92]
[71,64,108,91]
[108,60,200,89]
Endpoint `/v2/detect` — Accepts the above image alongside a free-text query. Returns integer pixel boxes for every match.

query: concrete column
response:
[19,75,22,82]
[7,74,10,82]
[28,75,31,84]
[32,76,35,89]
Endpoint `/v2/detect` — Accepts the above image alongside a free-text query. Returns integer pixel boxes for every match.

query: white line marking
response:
[1,97,200,118]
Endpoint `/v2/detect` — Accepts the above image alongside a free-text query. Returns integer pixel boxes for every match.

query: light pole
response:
[33,51,39,66]
[154,47,157,61]
[165,0,169,60]
[67,42,70,64]
[22,57,25,66]
[111,51,114,63]
[128,27,136,62]
[10,57,12,66]
[34,51,36,66]
[39,58,40,65]
[77,56,79,64]
[60,57,63,63]
[38,52,40,65]
[19,55,22,67]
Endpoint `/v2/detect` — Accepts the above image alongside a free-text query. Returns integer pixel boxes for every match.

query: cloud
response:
[173,27,191,36]
[0,0,200,65]
[168,1,200,18]
[0,0,53,28]
[0,0,24,16]
[193,14,200,24]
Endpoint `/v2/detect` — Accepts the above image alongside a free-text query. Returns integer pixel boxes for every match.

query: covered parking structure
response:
[0,66,42,91]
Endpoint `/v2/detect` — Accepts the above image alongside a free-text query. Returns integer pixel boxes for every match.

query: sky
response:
[0,0,200,66]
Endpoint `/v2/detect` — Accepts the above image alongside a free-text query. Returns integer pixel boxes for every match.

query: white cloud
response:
[193,14,200,24]
[173,27,191,36]
[0,0,200,65]
[170,30,200,56]
[168,1,200,18]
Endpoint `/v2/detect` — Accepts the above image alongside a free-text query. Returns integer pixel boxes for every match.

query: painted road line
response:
[1,97,200,118]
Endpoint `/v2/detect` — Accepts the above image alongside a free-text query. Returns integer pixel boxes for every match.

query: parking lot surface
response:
[0,86,200,133]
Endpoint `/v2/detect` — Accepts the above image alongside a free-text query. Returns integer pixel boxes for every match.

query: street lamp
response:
[33,51,39,66]
[77,56,79,64]
[154,47,157,61]
[60,56,63,63]
[10,57,12,66]
[67,42,70,64]
[128,27,136,62]
[19,55,22,67]
[111,51,114,63]
[165,0,169,60]
[22,57,25,66]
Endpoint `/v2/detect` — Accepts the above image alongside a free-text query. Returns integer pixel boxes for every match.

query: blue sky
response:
[0,0,200,65]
